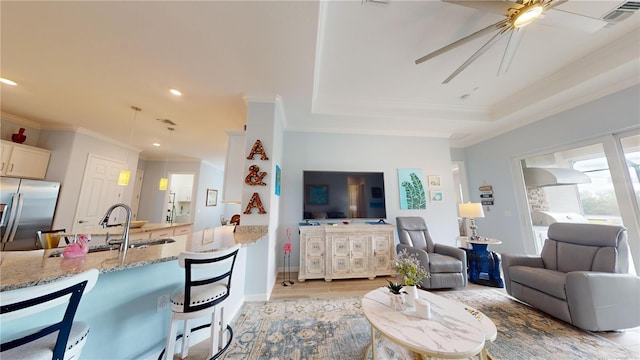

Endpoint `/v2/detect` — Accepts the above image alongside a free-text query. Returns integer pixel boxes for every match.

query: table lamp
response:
[458,202,485,240]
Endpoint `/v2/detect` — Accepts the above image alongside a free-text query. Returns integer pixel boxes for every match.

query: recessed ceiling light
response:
[0,78,18,86]
[153,143,161,147]
[169,89,182,96]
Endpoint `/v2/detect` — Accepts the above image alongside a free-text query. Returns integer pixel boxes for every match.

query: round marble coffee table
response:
[362,287,497,360]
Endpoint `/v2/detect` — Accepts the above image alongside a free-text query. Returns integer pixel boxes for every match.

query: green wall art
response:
[397,168,427,209]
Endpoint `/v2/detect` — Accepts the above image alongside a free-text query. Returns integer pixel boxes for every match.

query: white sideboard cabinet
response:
[0,140,51,179]
[298,224,395,282]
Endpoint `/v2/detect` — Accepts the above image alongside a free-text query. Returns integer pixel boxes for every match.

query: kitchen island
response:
[0,225,267,359]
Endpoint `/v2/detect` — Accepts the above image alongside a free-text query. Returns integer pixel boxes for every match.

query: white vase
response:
[389,293,406,311]
[404,285,418,307]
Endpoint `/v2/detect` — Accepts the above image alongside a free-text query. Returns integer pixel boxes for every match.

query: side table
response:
[465,237,504,288]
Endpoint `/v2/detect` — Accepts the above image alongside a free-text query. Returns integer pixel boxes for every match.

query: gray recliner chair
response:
[502,222,640,331]
[396,216,467,289]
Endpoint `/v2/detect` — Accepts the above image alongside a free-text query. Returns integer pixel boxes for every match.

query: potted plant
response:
[387,280,406,311]
[392,249,430,306]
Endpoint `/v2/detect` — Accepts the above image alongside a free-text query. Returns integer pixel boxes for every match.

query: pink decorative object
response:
[62,234,90,258]
[11,128,27,144]
[283,243,292,255]
[283,228,292,255]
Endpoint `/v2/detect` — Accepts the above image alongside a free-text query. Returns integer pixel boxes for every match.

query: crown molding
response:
[1,112,42,128]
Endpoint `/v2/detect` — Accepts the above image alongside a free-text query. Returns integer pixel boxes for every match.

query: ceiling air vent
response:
[602,1,640,24]
[157,118,177,126]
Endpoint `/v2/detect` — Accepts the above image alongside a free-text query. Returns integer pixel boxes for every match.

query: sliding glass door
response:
[518,129,639,274]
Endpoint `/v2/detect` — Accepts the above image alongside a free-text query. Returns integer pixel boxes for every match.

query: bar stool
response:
[163,244,240,360]
[1,269,99,360]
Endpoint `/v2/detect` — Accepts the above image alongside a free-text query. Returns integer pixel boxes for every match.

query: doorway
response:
[73,154,126,232]
[165,173,194,224]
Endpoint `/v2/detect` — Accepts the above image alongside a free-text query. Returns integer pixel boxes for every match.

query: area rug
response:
[219,288,637,360]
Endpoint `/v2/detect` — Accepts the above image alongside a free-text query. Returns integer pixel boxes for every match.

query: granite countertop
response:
[0,225,268,292]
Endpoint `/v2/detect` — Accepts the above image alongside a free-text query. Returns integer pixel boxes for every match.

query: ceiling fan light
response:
[513,4,543,28]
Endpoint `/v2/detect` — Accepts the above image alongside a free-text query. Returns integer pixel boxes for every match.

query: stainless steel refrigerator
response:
[1,177,61,251]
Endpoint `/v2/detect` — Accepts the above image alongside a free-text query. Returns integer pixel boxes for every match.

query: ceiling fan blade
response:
[537,8,608,33]
[497,27,524,76]
[545,0,568,11]
[443,0,523,15]
[415,19,509,65]
[443,27,510,84]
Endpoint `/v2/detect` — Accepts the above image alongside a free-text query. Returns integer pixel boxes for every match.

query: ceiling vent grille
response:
[157,118,177,126]
[602,1,640,24]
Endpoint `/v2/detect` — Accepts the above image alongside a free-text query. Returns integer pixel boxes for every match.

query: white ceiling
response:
[1,1,638,168]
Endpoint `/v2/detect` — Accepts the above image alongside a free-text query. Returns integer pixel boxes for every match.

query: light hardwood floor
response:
[175,273,640,359]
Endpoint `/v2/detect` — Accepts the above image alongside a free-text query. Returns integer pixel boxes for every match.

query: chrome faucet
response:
[99,203,132,257]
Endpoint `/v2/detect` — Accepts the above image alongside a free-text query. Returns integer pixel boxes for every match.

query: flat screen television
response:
[303,171,387,220]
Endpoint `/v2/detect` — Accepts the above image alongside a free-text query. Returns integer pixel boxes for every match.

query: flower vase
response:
[404,285,418,307]
[389,293,406,311]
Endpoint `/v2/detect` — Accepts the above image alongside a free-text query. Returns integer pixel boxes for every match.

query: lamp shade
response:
[118,170,131,186]
[458,202,485,218]
[159,177,168,191]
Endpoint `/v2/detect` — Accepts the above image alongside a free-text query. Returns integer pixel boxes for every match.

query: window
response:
[521,132,640,259]
[620,134,640,209]
[573,155,621,224]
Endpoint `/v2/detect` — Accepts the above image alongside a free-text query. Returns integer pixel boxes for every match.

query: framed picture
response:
[428,175,441,187]
[275,165,281,196]
[307,185,328,205]
[206,189,218,206]
[430,190,443,202]
[397,168,426,210]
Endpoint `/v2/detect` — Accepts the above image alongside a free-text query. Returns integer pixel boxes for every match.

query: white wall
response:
[38,129,139,231]
[138,160,200,224]
[138,160,225,231]
[242,99,284,299]
[461,85,640,257]
[0,115,42,146]
[280,132,458,270]
[194,162,226,230]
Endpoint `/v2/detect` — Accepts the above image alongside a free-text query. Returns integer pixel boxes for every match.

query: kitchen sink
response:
[48,238,176,258]
[128,238,176,248]
[48,244,119,258]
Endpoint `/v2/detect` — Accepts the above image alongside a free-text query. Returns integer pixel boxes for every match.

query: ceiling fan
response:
[415,0,608,84]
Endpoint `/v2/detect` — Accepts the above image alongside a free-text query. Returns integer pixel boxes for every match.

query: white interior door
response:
[73,154,125,233]
[130,169,144,220]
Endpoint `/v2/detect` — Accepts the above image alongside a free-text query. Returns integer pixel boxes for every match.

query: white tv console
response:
[298,223,395,282]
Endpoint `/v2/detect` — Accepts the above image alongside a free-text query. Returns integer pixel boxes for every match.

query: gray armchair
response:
[502,222,640,331]
[396,217,467,289]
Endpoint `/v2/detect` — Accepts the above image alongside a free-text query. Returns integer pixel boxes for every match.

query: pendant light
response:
[118,106,141,186]
[159,127,174,190]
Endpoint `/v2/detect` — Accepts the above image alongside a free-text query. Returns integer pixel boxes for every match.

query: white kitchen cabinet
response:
[150,228,173,239]
[221,131,246,203]
[298,224,395,282]
[129,232,151,241]
[173,225,193,235]
[176,186,192,202]
[0,140,51,179]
